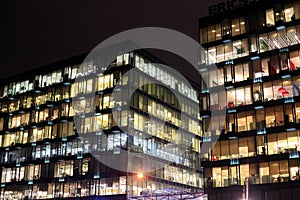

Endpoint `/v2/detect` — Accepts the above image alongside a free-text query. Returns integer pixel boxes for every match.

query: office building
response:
[0,50,203,199]
[199,0,300,199]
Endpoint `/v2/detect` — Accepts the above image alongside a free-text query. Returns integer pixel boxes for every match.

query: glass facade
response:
[200,0,300,199]
[0,51,202,199]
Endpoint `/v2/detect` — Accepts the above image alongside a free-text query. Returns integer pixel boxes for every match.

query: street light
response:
[137,172,152,200]
[137,172,144,179]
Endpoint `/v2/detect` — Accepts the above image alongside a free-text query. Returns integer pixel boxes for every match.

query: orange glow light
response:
[137,172,144,179]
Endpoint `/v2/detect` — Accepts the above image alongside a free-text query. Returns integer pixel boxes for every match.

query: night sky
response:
[0,0,222,81]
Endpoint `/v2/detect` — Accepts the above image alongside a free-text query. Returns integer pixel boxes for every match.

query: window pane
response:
[266,9,275,26]
[284,4,295,22]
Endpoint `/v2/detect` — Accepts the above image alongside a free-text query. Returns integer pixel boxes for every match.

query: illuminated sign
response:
[208,0,260,16]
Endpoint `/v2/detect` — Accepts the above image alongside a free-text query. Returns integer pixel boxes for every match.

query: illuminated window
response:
[260,58,269,77]
[289,160,299,181]
[240,164,249,185]
[278,106,285,126]
[207,25,216,42]
[284,4,295,22]
[267,133,277,155]
[282,77,293,98]
[237,111,255,132]
[231,18,241,36]
[266,9,275,26]
[239,138,249,158]
[225,65,232,82]
[212,142,220,161]
[221,167,229,187]
[230,139,238,159]
[224,43,233,60]
[215,24,222,40]
[280,52,289,71]
[226,90,235,108]
[274,5,284,23]
[290,50,300,69]
[216,45,225,63]
[259,162,269,183]
[96,114,111,130]
[98,74,113,91]
[234,63,249,82]
[227,114,235,132]
[259,33,269,52]
[220,140,229,160]
[0,118,4,131]
[3,134,14,147]
[250,36,258,53]
[222,19,230,36]
[208,47,216,64]
[256,135,266,155]
[263,82,273,101]
[270,160,288,183]
[229,166,239,185]
[54,161,74,178]
[26,165,41,180]
[212,167,221,187]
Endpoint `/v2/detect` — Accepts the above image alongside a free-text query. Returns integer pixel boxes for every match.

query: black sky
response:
[0,0,222,81]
